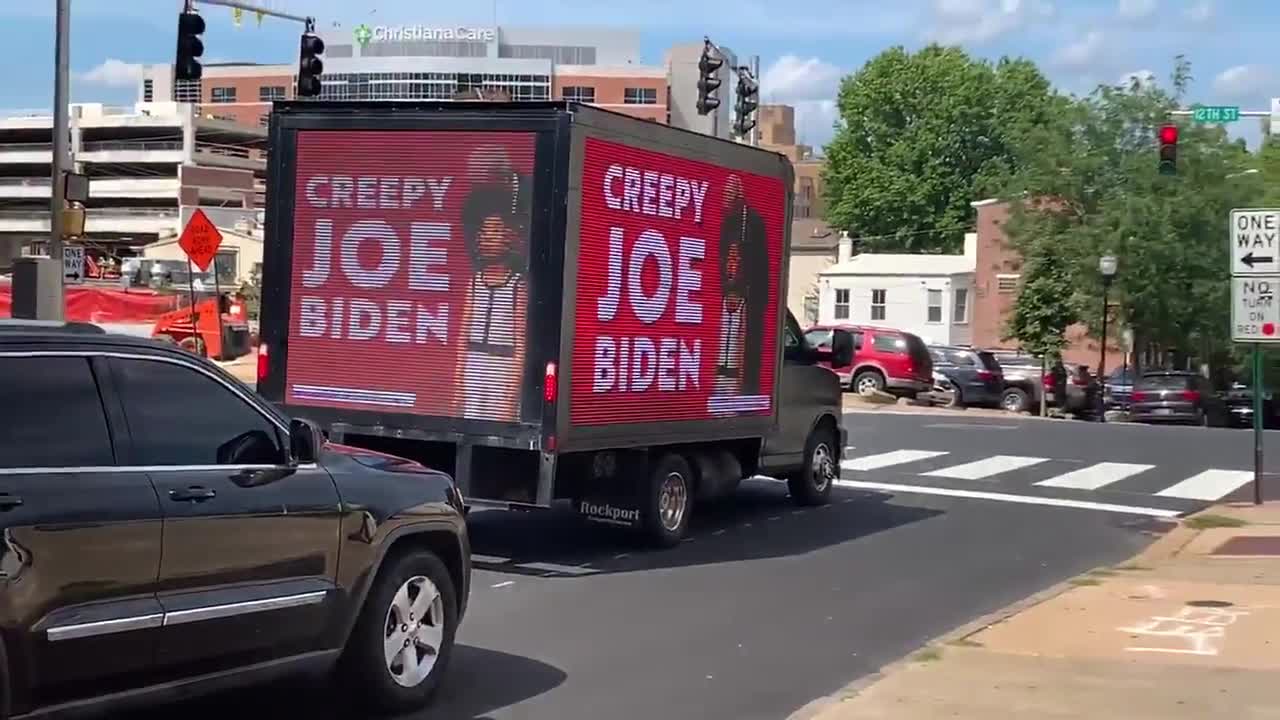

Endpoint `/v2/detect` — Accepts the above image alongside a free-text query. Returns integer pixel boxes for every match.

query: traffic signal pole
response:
[192,0,312,24]
[49,0,71,319]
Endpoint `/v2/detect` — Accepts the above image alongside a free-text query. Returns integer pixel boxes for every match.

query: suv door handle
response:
[169,486,216,502]
[0,494,23,510]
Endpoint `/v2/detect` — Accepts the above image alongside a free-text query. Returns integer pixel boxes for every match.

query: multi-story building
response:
[0,102,265,272]
[140,24,698,135]
[757,104,826,221]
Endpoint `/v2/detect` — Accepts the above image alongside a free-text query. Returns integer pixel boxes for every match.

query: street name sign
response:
[1230,209,1280,275]
[1232,276,1280,342]
[62,245,83,285]
[1193,105,1240,123]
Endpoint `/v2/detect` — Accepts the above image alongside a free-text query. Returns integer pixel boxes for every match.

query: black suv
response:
[0,321,470,717]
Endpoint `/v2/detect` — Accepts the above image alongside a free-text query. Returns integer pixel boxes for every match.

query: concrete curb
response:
[786,514,1201,720]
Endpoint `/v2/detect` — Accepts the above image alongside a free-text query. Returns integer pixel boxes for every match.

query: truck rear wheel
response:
[643,453,694,548]
[788,426,838,507]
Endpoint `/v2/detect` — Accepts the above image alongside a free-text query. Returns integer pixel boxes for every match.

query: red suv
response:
[805,325,934,397]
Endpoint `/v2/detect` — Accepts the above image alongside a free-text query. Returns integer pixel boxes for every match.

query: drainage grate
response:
[1211,536,1280,556]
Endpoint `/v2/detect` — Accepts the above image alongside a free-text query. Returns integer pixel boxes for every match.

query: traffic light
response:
[174,11,206,82]
[1158,123,1178,175]
[734,72,759,138]
[696,41,723,116]
[297,32,326,98]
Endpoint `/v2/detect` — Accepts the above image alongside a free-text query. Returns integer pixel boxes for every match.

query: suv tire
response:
[342,549,458,714]
[788,425,837,506]
[643,453,694,548]
[853,370,885,396]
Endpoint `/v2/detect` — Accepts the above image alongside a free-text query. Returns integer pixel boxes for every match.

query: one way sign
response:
[1231,209,1280,275]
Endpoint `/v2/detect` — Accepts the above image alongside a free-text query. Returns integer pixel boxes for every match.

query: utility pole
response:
[49,0,72,320]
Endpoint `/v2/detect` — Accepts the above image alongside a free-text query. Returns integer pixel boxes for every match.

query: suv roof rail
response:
[0,319,107,334]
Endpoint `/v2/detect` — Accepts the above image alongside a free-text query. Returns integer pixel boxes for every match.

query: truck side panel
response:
[556,108,793,452]
[258,107,564,445]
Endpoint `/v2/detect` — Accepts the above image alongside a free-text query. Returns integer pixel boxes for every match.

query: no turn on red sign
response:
[1232,276,1280,343]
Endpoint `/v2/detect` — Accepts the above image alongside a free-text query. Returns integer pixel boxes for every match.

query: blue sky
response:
[2,0,1277,149]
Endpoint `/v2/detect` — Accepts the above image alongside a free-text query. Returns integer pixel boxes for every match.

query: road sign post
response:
[1230,208,1279,505]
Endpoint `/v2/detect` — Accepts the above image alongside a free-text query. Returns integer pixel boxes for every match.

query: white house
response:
[816,232,978,346]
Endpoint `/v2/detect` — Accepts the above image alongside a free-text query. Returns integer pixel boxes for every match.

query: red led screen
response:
[285,130,536,423]
[568,137,786,426]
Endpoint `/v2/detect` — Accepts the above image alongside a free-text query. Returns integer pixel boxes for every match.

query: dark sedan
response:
[1130,371,1227,426]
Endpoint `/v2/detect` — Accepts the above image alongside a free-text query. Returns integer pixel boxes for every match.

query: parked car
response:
[806,325,933,397]
[1059,362,1101,419]
[0,321,471,717]
[1130,371,1228,426]
[1103,368,1135,411]
[986,351,1047,413]
[928,345,1004,408]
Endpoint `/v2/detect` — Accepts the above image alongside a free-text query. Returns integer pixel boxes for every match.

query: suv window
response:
[805,329,833,348]
[1137,374,1195,390]
[871,334,905,353]
[0,356,115,468]
[946,350,976,367]
[112,357,286,466]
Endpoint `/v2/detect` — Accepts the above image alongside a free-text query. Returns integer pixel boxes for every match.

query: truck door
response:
[762,315,838,472]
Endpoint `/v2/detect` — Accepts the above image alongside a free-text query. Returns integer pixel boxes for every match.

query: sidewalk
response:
[794,503,1280,720]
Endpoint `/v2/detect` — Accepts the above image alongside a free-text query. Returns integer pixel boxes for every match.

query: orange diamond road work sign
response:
[178,209,223,272]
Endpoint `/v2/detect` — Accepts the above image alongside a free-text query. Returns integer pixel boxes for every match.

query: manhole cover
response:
[1186,600,1235,608]
[1212,536,1280,556]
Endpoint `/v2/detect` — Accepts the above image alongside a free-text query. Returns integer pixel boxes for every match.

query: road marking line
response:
[1156,469,1254,501]
[713,529,727,536]
[490,581,515,589]
[471,554,512,565]
[1036,462,1155,490]
[845,449,949,471]
[834,479,1181,518]
[515,562,597,576]
[922,423,1019,430]
[923,455,1048,480]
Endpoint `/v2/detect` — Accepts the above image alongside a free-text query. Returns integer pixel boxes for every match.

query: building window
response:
[562,85,596,103]
[927,289,943,323]
[142,79,154,102]
[211,86,237,103]
[953,288,969,323]
[996,274,1021,293]
[258,85,286,102]
[624,87,658,105]
[833,288,850,320]
[871,289,887,321]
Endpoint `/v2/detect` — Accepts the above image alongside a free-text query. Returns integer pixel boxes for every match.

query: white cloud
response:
[793,100,840,150]
[1185,0,1213,22]
[79,59,144,89]
[1117,68,1156,89]
[761,56,844,103]
[1212,65,1274,98]
[1052,30,1105,69]
[925,0,1056,45]
[1116,0,1157,19]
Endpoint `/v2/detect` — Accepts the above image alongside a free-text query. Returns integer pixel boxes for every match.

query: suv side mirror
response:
[819,329,854,369]
[288,418,324,464]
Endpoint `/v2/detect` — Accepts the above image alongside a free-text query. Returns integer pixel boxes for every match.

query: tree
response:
[822,46,1057,253]
[999,58,1260,375]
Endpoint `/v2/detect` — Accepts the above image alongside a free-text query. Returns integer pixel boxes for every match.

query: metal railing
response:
[80,140,184,152]
[0,207,178,219]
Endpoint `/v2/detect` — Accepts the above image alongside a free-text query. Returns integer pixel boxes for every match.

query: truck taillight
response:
[544,361,558,403]
[257,343,269,383]
[1181,390,1201,403]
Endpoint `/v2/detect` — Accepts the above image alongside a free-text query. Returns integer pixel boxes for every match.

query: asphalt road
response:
[127,410,1185,720]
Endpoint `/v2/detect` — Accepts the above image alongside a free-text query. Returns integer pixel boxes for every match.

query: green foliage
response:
[996,58,1261,372]
[822,46,1056,253]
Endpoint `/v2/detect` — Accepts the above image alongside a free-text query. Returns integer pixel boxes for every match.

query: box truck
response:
[257,101,853,546]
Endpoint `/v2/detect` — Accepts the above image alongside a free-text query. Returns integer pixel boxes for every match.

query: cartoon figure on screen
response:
[458,146,532,422]
[709,174,770,415]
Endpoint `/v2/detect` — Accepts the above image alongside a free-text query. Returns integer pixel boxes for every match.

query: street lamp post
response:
[1097,255,1118,421]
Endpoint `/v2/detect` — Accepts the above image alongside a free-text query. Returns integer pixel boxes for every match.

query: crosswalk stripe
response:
[844,449,949,472]
[923,455,1048,480]
[1155,469,1254,501]
[1035,462,1155,490]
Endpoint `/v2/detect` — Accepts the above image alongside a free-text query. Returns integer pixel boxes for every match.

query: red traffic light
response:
[1159,124,1179,144]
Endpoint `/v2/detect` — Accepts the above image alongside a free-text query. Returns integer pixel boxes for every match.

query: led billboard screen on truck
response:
[568,137,787,426]
[284,130,535,423]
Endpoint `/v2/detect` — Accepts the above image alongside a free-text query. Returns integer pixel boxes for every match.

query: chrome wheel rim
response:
[383,575,444,688]
[811,442,835,492]
[856,375,879,395]
[1002,393,1021,412]
[658,472,688,532]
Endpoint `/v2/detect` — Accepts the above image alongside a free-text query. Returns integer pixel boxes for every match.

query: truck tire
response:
[1001,387,1030,414]
[340,549,458,714]
[643,453,694,548]
[788,425,838,507]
